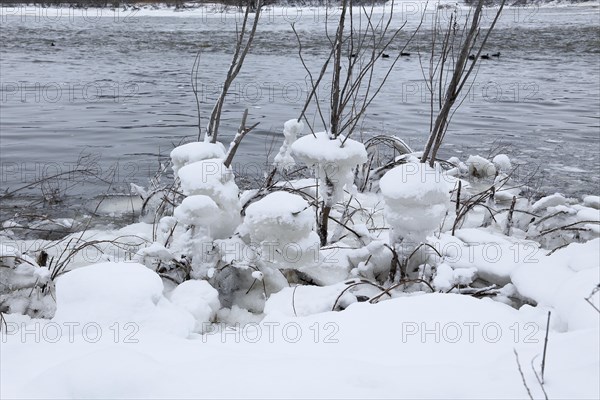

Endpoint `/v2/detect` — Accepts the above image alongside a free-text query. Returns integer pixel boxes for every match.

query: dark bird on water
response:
[400,52,411,56]
[492,52,501,57]
[51,42,55,47]
[468,54,475,60]
[481,54,490,60]
[351,53,357,57]
[381,53,390,58]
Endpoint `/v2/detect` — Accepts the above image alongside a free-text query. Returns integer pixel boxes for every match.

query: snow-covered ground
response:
[1,134,599,398]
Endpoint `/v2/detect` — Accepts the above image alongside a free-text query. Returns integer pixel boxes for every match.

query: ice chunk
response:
[532,193,567,211]
[583,195,600,210]
[466,155,496,178]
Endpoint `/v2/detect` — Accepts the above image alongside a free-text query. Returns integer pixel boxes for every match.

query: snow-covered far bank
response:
[1,0,598,21]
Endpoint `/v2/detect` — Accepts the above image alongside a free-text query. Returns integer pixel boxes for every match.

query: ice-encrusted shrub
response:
[380,162,451,278]
[291,132,367,205]
[526,193,600,249]
[291,131,367,244]
[243,191,320,270]
[0,244,54,318]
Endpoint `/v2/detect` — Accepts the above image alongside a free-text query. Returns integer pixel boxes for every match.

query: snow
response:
[432,262,477,291]
[3,293,598,399]
[52,262,194,337]
[173,194,219,227]
[244,191,314,242]
[273,119,304,171]
[532,192,568,211]
[511,239,600,331]
[492,153,512,172]
[291,131,367,204]
[170,141,226,174]
[380,162,450,246]
[379,162,451,207]
[176,158,241,239]
[433,231,541,286]
[583,195,600,209]
[169,280,220,332]
[264,283,356,317]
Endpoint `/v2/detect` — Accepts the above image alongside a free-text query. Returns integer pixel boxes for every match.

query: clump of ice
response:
[170,141,226,174]
[291,131,367,204]
[531,192,568,212]
[583,195,599,210]
[169,280,220,332]
[380,162,450,248]
[274,119,304,171]
[466,155,497,178]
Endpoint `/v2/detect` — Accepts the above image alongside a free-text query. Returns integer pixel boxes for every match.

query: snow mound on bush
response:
[170,141,226,174]
[244,191,313,242]
[291,131,367,203]
[492,154,512,172]
[291,131,367,165]
[511,238,600,331]
[53,262,194,337]
[173,195,219,227]
[177,159,238,202]
[170,280,220,332]
[264,283,356,317]
[380,162,450,240]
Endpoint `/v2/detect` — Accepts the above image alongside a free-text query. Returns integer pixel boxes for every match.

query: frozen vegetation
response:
[1,1,599,399]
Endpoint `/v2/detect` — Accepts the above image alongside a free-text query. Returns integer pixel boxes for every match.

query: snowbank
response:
[3,293,598,399]
[53,262,194,337]
[511,239,600,331]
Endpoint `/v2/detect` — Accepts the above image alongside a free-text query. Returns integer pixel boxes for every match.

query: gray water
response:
[1,3,599,218]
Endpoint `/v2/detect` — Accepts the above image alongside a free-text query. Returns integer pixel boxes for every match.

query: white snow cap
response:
[379,162,451,207]
[492,154,512,172]
[244,191,314,242]
[173,195,219,227]
[291,131,367,166]
[170,141,226,174]
[291,131,367,203]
